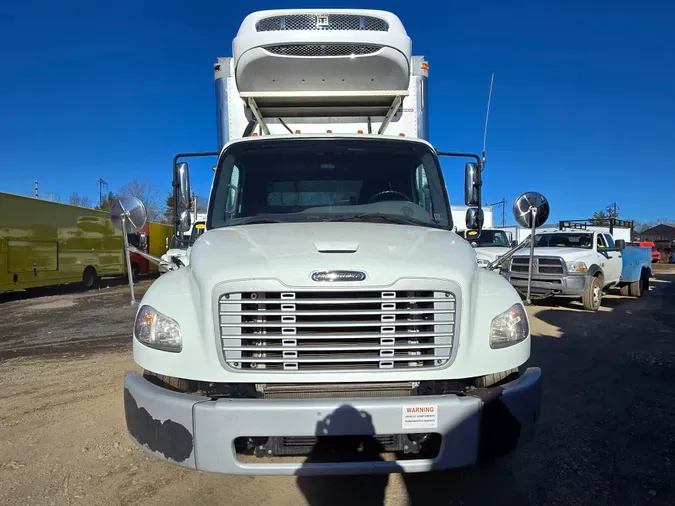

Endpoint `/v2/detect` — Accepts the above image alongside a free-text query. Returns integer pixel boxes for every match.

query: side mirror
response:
[513,192,550,228]
[177,210,192,232]
[511,240,518,248]
[464,162,480,206]
[466,207,484,230]
[615,239,626,251]
[110,196,148,233]
[176,162,192,209]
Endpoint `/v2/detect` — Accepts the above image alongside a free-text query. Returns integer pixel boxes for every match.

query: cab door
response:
[597,233,622,285]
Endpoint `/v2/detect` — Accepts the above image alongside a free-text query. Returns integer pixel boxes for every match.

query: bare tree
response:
[117,179,163,222]
[68,192,92,208]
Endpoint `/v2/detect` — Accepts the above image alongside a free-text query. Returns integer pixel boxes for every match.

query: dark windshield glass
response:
[533,233,593,248]
[208,138,451,230]
[472,230,510,247]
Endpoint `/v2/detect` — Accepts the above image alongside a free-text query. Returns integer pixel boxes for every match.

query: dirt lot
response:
[1,268,673,506]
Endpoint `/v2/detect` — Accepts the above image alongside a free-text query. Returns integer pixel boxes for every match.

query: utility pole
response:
[487,198,507,226]
[35,180,39,198]
[98,178,108,207]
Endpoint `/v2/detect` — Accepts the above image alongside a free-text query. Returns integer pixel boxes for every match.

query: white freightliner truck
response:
[121,9,549,475]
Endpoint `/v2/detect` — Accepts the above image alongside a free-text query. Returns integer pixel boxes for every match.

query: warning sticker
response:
[402,404,438,430]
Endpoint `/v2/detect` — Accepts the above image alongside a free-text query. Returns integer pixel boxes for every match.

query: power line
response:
[487,198,507,226]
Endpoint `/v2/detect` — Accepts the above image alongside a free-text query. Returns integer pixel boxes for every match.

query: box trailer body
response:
[123,9,542,475]
[0,191,125,293]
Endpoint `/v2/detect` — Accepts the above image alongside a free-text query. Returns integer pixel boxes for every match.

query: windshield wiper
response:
[321,213,430,226]
[231,217,285,225]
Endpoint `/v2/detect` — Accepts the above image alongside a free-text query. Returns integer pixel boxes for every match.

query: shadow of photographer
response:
[296,404,403,505]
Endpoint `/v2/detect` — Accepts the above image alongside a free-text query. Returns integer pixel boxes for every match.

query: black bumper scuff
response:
[124,388,194,463]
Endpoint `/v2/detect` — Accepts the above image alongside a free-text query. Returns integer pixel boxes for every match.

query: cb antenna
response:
[481,73,495,169]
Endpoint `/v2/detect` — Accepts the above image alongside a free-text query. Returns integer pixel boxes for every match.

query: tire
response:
[642,271,650,293]
[629,270,645,298]
[582,275,602,311]
[82,266,99,290]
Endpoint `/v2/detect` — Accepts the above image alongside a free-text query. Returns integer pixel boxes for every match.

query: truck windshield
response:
[533,233,593,249]
[208,138,452,230]
[472,230,510,247]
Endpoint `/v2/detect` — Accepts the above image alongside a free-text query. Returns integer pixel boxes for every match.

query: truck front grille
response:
[256,14,389,32]
[219,290,456,372]
[264,44,383,57]
[510,257,565,275]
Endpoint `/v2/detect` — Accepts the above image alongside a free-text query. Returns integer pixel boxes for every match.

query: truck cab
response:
[122,9,545,476]
[469,229,514,268]
[503,230,625,310]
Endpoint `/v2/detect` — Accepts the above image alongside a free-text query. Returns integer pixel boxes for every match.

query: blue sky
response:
[1,0,673,225]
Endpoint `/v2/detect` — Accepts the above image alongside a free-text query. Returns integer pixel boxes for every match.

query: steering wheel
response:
[368,190,411,204]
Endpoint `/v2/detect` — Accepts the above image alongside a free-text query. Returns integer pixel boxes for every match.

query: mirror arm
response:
[487,237,530,271]
[126,245,162,266]
[436,151,482,167]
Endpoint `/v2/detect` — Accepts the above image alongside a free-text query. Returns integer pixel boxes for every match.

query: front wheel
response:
[582,275,602,311]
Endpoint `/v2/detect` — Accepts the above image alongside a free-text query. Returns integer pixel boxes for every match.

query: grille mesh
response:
[219,290,456,372]
[511,257,565,274]
[264,44,383,57]
[256,14,389,32]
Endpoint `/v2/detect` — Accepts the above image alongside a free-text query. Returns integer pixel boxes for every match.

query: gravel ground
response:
[0,267,673,505]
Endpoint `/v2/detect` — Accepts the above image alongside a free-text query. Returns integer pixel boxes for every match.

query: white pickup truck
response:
[502,230,627,310]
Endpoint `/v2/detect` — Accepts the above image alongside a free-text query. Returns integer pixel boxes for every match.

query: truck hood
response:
[188,222,477,288]
[512,247,591,261]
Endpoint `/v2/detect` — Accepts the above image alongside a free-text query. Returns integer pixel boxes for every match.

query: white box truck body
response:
[123,9,542,475]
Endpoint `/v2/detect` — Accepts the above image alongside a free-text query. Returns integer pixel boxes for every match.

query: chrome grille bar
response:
[219,289,456,372]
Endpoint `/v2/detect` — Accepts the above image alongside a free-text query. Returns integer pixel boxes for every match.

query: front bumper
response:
[503,271,591,297]
[123,368,542,475]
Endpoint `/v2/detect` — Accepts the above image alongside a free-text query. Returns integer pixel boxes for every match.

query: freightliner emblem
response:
[311,270,366,282]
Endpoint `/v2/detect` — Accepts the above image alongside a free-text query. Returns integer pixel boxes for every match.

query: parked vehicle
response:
[502,229,651,310]
[0,191,125,293]
[119,9,548,476]
[467,229,516,268]
[158,220,205,273]
[635,241,660,263]
[127,221,173,279]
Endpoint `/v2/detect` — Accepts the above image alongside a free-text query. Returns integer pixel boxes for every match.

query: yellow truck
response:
[0,191,126,293]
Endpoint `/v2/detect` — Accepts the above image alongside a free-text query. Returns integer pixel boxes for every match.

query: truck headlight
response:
[490,303,529,349]
[134,305,182,352]
[565,261,588,273]
[477,258,489,267]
